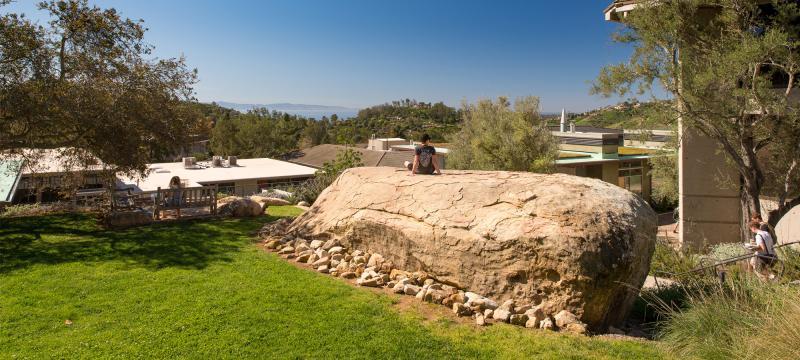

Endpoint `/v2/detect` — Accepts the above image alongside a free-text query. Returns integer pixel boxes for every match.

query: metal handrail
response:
[651,240,799,290]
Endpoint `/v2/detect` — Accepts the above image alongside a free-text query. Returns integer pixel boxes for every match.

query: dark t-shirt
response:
[415,145,436,174]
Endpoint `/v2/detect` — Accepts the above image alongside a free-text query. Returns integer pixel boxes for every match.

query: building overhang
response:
[605,0,775,22]
[604,1,639,22]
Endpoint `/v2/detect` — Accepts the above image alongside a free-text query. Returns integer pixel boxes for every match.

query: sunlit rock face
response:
[290,167,656,329]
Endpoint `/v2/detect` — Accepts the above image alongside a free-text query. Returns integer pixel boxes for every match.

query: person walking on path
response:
[747,220,777,281]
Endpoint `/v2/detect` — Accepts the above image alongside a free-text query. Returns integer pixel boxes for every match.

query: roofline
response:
[195,173,315,185]
[605,0,774,22]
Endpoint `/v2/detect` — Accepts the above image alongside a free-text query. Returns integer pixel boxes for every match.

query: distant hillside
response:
[332,99,462,143]
[572,100,673,130]
[213,101,359,119]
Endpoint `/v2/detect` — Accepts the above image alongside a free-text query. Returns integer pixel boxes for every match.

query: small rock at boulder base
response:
[217,197,264,217]
[297,201,310,207]
[509,314,529,326]
[498,299,515,312]
[403,285,421,296]
[329,246,344,255]
[367,253,385,268]
[357,277,380,287]
[492,309,511,322]
[524,306,546,327]
[322,239,338,251]
[475,313,486,326]
[525,318,540,329]
[289,167,657,329]
[452,303,472,317]
[564,322,588,335]
[277,246,294,255]
[317,265,329,273]
[415,285,429,300]
[392,283,405,294]
[340,272,357,279]
[540,317,555,331]
[554,310,580,329]
[309,240,324,249]
[264,240,281,250]
[312,257,330,267]
[484,309,494,319]
[390,269,411,280]
[515,303,532,314]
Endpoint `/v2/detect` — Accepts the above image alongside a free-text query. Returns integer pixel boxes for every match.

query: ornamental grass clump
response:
[657,277,800,360]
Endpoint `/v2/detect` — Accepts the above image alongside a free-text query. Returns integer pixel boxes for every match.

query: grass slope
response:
[574,102,670,130]
[0,207,663,359]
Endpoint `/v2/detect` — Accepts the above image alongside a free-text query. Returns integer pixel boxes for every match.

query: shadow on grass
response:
[0,213,276,274]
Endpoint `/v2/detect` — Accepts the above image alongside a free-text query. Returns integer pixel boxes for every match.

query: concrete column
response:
[602,162,619,185]
[678,121,741,250]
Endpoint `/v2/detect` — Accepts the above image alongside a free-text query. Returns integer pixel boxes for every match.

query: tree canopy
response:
[0,0,200,177]
[448,96,557,173]
[593,0,800,231]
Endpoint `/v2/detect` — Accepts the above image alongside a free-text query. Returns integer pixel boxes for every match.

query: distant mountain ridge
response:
[213,101,358,113]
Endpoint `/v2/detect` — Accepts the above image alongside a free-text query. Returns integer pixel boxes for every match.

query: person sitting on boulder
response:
[405,133,441,176]
[746,220,777,281]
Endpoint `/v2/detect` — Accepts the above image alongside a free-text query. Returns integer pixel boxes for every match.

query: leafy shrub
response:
[649,238,700,276]
[708,242,748,262]
[296,149,363,204]
[0,202,76,218]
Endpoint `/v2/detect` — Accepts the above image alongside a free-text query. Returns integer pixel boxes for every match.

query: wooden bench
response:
[152,185,218,220]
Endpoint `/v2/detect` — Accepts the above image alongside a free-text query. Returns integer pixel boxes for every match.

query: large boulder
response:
[290,167,656,329]
[103,209,153,228]
[217,196,264,217]
[250,195,291,207]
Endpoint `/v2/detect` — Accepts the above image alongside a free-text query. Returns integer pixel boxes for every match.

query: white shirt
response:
[755,230,775,256]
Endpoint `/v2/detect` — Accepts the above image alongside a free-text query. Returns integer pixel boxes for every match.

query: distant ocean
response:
[276,109,360,120]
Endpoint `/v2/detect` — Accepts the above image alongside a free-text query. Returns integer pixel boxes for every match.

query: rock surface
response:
[217,197,264,217]
[103,210,153,228]
[289,167,657,329]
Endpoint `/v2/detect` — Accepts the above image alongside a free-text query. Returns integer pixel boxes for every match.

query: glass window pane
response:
[630,175,642,194]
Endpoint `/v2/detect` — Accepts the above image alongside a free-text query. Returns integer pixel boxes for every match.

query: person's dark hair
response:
[751,213,763,222]
[749,220,762,230]
[169,176,181,187]
[420,133,431,143]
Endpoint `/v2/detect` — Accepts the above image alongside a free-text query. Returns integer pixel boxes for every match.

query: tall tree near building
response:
[0,0,200,177]
[592,0,800,232]
[448,96,557,173]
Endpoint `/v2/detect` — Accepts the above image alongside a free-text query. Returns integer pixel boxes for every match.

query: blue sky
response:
[6,0,636,112]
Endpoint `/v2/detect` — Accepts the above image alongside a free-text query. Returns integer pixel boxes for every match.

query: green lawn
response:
[0,207,664,359]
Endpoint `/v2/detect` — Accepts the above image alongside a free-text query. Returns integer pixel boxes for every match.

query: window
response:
[215,182,236,195]
[257,180,271,191]
[256,177,312,192]
[618,160,643,195]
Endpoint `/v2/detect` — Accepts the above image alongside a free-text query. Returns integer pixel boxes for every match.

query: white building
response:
[118,157,317,196]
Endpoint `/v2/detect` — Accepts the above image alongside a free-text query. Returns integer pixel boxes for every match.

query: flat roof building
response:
[119,157,317,196]
[552,127,661,202]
